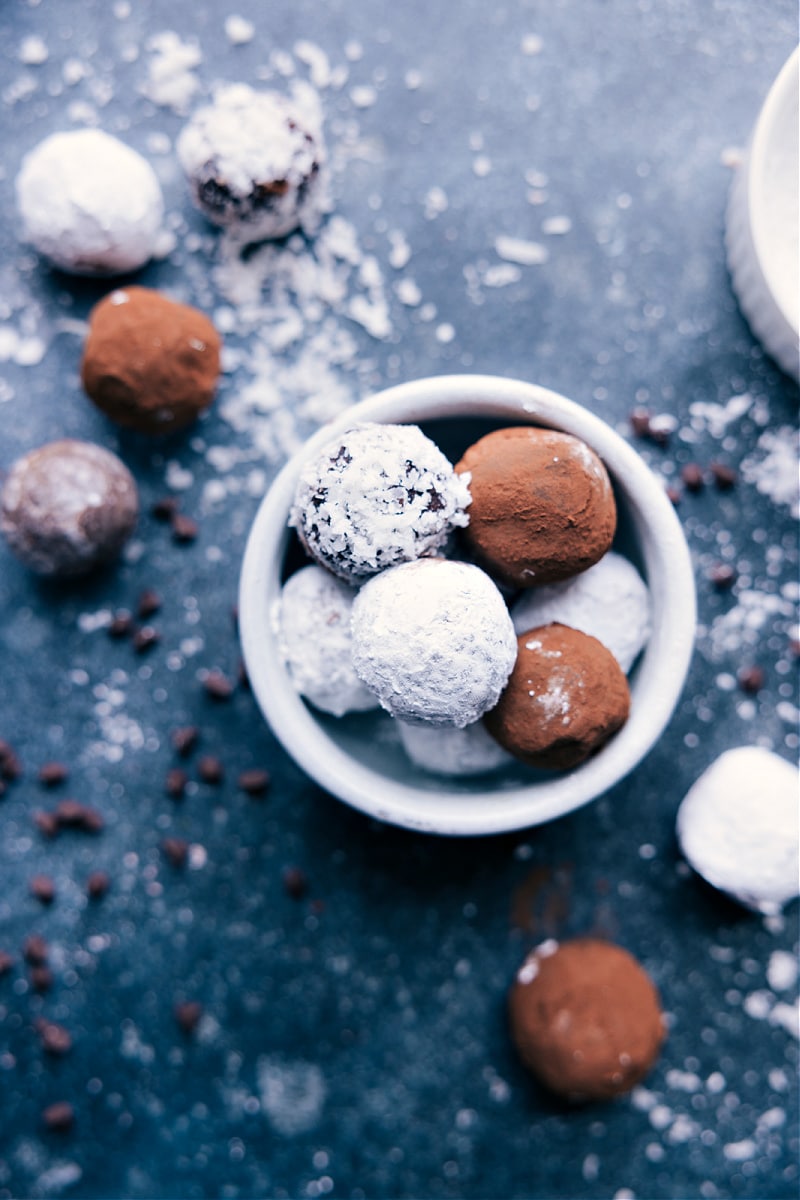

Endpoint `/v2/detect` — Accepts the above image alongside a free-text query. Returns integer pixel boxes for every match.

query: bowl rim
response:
[239,374,696,836]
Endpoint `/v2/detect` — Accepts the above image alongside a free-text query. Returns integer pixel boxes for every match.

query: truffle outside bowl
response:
[238,375,696,837]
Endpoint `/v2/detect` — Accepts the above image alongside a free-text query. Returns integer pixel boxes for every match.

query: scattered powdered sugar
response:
[257,1056,327,1137]
[701,589,795,661]
[141,31,202,113]
[766,950,799,992]
[224,15,255,46]
[494,235,548,266]
[741,428,799,516]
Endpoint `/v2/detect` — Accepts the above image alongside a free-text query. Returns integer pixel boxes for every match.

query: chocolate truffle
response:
[1,439,138,576]
[16,129,164,276]
[484,624,630,769]
[290,423,471,585]
[350,559,517,727]
[509,938,666,1102]
[81,287,221,435]
[177,83,328,243]
[278,564,379,717]
[511,551,651,673]
[455,426,616,586]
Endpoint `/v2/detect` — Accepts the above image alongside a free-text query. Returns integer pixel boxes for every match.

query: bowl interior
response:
[239,376,696,835]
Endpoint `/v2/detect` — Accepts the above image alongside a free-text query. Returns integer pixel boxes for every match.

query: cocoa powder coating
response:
[455,426,616,586]
[484,623,630,769]
[81,286,221,435]
[509,938,666,1101]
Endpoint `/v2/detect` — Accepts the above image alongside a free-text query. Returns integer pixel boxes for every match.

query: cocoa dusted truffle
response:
[509,938,666,1102]
[484,624,630,769]
[81,287,221,435]
[455,426,616,586]
[1,439,138,577]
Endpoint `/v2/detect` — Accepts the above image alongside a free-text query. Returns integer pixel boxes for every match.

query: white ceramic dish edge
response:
[239,375,697,836]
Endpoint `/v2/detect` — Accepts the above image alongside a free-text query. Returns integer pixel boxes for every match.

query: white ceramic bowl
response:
[239,375,696,836]
[726,48,799,382]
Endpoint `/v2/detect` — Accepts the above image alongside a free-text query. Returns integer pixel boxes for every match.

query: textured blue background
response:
[0,2,797,1197]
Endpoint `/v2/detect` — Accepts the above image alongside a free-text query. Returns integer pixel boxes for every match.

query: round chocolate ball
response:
[81,287,221,435]
[1,439,138,577]
[484,623,630,769]
[509,938,666,1102]
[455,426,616,586]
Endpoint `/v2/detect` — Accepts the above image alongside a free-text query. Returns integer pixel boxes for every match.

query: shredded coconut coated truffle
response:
[350,559,517,727]
[16,130,164,275]
[398,718,513,777]
[290,423,472,584]
[177,83,328,242]
[511,551,652,673]
[276,565,379,717]
[676,747,800,915]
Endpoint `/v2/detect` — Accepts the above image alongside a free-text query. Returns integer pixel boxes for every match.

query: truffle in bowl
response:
[238,375,696,836]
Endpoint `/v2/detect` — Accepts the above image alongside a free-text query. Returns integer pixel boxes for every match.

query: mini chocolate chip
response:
[282,867,308,900]
[710,462,737,489]
[738,666,765,694]
[152,496,180,522]
[36,1019,72,1056]
[86,871,111,900]
[647,415,673,446]
[137,589,162,619]
[0,951,14,976]
[30,964,54,992]
[38,762,69,787]
[55,799,104,832]
[197,756,224,785]
[666,486,682,506]
[165,768,188,800]
[171,726,199,758]
[30,875,56,905]
[629,409,652,438]
[174,1000,203,1034]
[162,838,189,868]
[108,611,133,639]
[23,935,49,965]
[42,1101,75,1131]
[681,463,705,492]
[33,810,60,838]
[172,514,198,543]
[709,563,737,590]
[1,750,22,782]
[237,769,271,796]
[132,625,160,653]
[204,670,234,701]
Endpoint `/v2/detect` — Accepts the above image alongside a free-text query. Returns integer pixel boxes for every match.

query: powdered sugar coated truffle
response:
[398,719,513,777]
[676,747,799,915]
[177,83,328,242]
[290,423,471,584]
[511,552,651,673]
[276,565,378,717]
[16,130,164,275]
[351,559,517,727]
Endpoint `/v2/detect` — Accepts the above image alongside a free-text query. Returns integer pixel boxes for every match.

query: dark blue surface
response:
[0,2,797,1197]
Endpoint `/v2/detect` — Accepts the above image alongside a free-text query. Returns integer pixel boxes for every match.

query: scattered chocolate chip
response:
[108,610,134,639]
[86,871,110,900]
[0,951,14,976]
[1,748,22,782]
[171,726,199,758]
[42,1101,75,1132]
[30,875,56,905]
[38,762,69,787]
[647,415,673,447]
[30,964,54,992]
[197,755,224,785]
[33,810,60,838]
[152,496,180,522]
[790,637,800,659]
[23,935,49,965]
[738,665,765,694]
[54,799,104,833]
[203,670,234,701]
[666,486,682,506]
[282,867,308,900]
[162,837,189,868]
[629,408,652,438]
[681,463,705,492]
[709,563,737,590]
[171,514,198,543]
[710,462,737,490]
[165,768,189,800]
[36,1019,72,1056]
[137,588,162,619]
[174,1000,203,1034]
[237,769,271,797]
[132,625,160,654]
